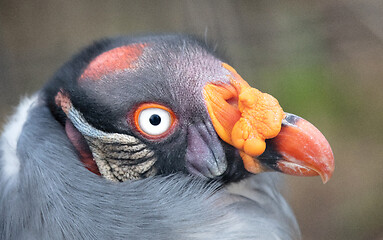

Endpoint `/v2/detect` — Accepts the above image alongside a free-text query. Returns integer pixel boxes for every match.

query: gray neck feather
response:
[0,98,301,239]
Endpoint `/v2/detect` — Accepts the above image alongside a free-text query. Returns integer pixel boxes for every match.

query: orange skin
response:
[204,63,285,173]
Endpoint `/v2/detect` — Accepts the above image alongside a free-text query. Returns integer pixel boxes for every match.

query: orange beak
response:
[204,63,334,183]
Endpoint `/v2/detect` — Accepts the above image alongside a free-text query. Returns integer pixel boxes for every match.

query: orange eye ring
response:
[133,103,177,139]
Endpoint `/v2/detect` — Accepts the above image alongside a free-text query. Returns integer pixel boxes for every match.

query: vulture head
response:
[44,35,334,183]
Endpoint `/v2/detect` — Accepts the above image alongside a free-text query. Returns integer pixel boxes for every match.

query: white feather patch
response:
[1,95,38,181]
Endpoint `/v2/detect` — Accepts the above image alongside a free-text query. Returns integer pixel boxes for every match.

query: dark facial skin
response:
[44,35,248,182]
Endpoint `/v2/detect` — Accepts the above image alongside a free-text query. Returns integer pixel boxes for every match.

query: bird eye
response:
[134,103,176,138]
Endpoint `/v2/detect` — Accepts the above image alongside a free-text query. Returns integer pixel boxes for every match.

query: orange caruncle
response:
[204,63,285,172]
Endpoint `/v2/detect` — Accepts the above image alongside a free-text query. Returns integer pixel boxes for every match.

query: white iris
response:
[138,108,171,136]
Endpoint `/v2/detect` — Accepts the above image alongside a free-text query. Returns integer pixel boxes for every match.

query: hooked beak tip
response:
[272,113,335,182]
[202,63,334,183]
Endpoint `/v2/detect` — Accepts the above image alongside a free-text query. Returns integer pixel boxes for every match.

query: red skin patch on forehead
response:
[79,43,147,81]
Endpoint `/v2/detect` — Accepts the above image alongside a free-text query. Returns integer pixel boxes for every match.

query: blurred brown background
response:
[1,1,382,239]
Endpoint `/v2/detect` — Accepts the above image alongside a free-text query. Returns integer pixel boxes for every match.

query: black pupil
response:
[149,114,161,126]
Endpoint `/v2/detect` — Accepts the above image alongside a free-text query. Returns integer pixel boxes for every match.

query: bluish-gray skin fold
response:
[0,98,301,239]
[185,122,227,178]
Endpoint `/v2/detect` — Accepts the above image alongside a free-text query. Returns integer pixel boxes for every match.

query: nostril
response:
[226,96,238,108]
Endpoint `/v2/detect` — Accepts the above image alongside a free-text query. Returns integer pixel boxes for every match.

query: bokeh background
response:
[1,1,382,239]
